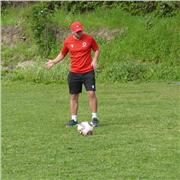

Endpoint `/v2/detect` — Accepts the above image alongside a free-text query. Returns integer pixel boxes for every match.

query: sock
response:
[92,113,97,119]
[71,115,77,122]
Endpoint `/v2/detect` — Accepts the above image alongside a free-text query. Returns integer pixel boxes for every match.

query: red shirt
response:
[61,33,99,73]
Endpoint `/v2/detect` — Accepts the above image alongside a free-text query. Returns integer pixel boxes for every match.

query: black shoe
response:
[66,120,78,127]
[90,118,99,127]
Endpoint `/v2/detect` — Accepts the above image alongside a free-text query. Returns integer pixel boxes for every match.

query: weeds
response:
[1,5,180,83]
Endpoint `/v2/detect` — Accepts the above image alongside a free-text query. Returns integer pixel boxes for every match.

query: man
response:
[45,21,100,127]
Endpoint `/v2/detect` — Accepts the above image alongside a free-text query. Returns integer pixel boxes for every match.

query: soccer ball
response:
[77,122,94,136]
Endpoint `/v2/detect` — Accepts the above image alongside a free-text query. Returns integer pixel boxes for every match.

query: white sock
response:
[92,113,97,119]
[71,115,77,121]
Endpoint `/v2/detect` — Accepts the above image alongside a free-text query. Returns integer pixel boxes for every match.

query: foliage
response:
[155,2,180,17]
[30,3,57,57]
[1,3,180,83]
[2,1,180,17]
[99,61,180,83]
[118,1,180,16]
[1,61,69,84]
[2,61,179,84]
[58,1,114,14]
[118,1,157,15]
[1,43,39,67]
[54,1,180,17]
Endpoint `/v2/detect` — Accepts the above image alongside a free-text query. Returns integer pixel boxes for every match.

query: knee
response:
[88,91,96,99]
[71,94,78,102]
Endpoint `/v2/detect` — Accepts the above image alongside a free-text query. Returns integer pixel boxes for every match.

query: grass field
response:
[2,81,180,179]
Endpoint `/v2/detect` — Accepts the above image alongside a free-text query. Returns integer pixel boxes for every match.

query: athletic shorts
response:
[68,70,96,94]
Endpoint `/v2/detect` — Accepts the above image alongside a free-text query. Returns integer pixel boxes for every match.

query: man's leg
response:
[66,94,79,127]
[87,91,99,127]
[83,70,99,127]
[87,91,97,113]
[70,94,79,119]
[66,72,82,127]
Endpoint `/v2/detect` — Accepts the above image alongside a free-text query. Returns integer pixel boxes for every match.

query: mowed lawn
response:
[2,81,180,179]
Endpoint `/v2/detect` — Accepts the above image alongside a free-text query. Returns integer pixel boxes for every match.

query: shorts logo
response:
[92,85,95,89]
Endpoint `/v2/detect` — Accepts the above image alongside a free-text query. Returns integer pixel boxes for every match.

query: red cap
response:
[70,21,83,32]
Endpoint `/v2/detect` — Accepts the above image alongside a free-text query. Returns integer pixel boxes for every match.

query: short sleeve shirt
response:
[61,33,99,73]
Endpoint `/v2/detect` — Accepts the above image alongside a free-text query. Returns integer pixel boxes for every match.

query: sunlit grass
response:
[2,81,180,179]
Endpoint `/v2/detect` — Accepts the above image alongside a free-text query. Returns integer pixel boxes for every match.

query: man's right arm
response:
[45,39,69,69]
[44,52,65,69]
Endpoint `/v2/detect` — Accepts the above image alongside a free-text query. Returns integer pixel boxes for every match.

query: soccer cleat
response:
[66,120,78,127]
[90,117,99,127]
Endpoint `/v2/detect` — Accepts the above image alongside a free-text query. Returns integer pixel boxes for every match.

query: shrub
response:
[2,61,69,84]
[99,61,180,82]
[30,3,57,57]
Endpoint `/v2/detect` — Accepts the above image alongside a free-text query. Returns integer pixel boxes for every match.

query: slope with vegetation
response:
[1,1,180,83]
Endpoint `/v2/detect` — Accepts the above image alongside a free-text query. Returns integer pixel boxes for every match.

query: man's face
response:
[72,31,83,39]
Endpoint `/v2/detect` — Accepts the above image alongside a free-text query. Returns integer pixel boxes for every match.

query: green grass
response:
[51,7,141,30]
[2,5,180,82]
[2,43,40,67]
[1,6,31,26]
[2,81,180,179]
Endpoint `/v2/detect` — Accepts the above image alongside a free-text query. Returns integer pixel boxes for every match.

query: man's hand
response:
[91,58,98,69]
[44,60,55,69]
[44,53,65,69]
[91,50,99,69]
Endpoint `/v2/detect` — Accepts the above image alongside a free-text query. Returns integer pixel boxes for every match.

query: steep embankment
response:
[1,5,180,83]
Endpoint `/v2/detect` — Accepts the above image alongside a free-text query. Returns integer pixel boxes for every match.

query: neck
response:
[72,32,83,40]
[73,35,81,40]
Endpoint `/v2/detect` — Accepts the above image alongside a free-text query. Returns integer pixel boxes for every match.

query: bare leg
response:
[70,94,79,115]
[87,91,97,113]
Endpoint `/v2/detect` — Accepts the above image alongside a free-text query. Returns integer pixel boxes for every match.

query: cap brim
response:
[74,28,83,33]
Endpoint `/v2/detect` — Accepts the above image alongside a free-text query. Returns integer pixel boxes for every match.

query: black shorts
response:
[68,70,96,94]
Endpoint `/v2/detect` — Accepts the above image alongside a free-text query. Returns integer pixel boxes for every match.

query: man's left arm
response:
[91,50,100,69]
[91,37,100,69]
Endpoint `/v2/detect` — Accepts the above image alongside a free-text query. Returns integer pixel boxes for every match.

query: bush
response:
[117,2,180,17]
[2,1,180,17]
[100,61,147,82]
[2,61,69,84]
[118,2,157,15]
[2,61,179,84]
[30,3,57,57]
[2,3,180,83]
[155,2,180,17]
[99,61,180,82]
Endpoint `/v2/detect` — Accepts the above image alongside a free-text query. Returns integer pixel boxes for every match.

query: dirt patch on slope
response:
[54,27,124,41]
[89,27,124,41]
[2,25,124,46]
[1,25,27,46]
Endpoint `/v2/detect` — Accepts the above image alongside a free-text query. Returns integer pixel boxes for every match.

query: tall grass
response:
[1,6,31,26]
[2,43,39,67]
[2,61,69,84]
[1,5,180,83]
[51,6,143,30]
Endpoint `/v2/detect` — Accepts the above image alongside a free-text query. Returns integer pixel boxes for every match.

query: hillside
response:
[1,2,180,83]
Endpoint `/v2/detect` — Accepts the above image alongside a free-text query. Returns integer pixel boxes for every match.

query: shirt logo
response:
[82,42,87,48]
[71,44,74,48]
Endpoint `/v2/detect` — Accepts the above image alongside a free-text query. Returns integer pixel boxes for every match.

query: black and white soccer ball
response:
[77,122,94,136]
